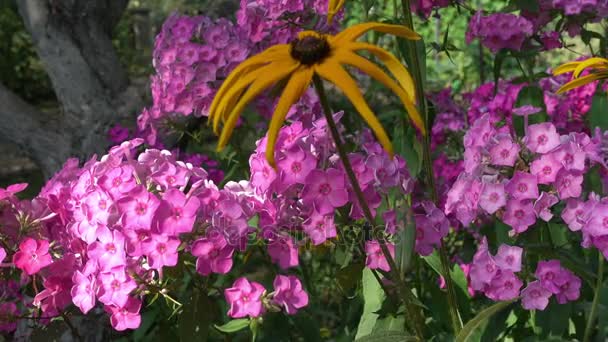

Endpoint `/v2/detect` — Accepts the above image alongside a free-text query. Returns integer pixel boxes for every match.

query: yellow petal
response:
[334,48,425,135]
[208,45,290,122]
[556,72,608,94]
[572,57,608,78]
[327,0,345,23]
[345,42,416,102]
[553,61,580,76]
[265,67,314,167]
[333,22,420,44]
[216,61,299,150]
[315,61,394,157]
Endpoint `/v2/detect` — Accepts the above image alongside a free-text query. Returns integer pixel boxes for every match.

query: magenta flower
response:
[561,198,585,231]
[414,201,449,256]
[224,277,265,318]
[534,192,558,222]
[554,269,581,304]
[469,241,498,291]
[554,169,583,199]
[191,235,234,275]
[584,203,608,237]
[365,240,395,272]
[521,281,552,310]
[107,297,142,331]
[0,183,27,201]
[552,142,586,171]
[494,245,523,272]
[277,148,317,188]
[98,269,137,307]
[250,155,277,193]
[486,271,523,301]
[157,188,200,235]
[0,247,6,263]
[489,135,520,167]
[506,172,539,200]
[71,271,97,314]
[530,154,562,184]
[142,234,180,270]
[272,275,309,315]
[267,235,299,269]
[13,238,53,275]
[479,182,507,214]
[302,212,336,245]
[302,168,349,215]
[503,199,536,234]
[99,165,138,200]
[117,186,161,230]
[526,123,560,154]
[87,227,127,271]
[535,260,563,294]
[108,124,130,144]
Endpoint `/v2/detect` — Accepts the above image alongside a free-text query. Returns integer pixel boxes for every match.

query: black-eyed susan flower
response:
[208,23,425,167]
[554,57,608,93]
[327,0,345,23]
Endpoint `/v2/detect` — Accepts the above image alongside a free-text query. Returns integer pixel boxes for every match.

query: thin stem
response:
[584,252,604,342]
[400,0,462,334]
[312,75,425,340]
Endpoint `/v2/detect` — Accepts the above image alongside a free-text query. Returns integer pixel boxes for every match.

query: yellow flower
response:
[554,57,608,94]
[208,22,425,167]
[327,0,346,23]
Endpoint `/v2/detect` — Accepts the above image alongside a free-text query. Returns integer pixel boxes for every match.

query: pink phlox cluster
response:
[469,239,523,301]
[466,12,534,53]
[521,260,581,310]
[446,114,600,234]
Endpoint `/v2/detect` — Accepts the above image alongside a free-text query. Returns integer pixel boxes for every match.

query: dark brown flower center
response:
[290,35,330,65]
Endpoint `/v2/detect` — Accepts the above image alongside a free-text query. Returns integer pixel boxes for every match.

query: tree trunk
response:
[0,0,143,179]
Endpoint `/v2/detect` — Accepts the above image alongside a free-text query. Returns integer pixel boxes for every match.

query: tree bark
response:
[5,0,143,178]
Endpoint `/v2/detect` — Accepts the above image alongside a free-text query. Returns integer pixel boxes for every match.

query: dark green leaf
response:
[534,301,572,338]
[456,300,516,342]
[493,50,509,95]
[356,331,417,342]
[588,94,608,131]
[395,201,416,273]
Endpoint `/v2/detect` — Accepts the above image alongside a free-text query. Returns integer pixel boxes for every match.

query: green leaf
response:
[214,318,250,334]
[588,94,608,131]
[422,251,469,297]
[179,289,212,341]
[355,269,386,340]
[455,300,516,342]
[509,0,540,12]
[493,49,509,95]
[337,261,365,294]
[534,301,571,338]
[356,331,417,342]
[547,223,569,248]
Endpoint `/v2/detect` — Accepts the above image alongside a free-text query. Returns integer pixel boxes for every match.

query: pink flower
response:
[0,247,5,263]
[414,201,449,256]
[503,199,536,234]
[87,227,127,271]
[505,172,539,200]
[554,269,581,304]
[583,203,608,237]
[535,260,563,294]
[554,169,583,199]
[13,238,53,275]
[552,142,586,172]
[493,245,522,272]
[485,271,523,301]
[526,123,560,154]
[530,154,562,184]
[99,165,138,200]
[302,169,349,215]
[156,188,200,235]
[224,277,265,318]
[0,183,27,201]
[117,186,161,230]
[534,192,558,222]
[98,269,137,307]
[267,235,299,269]
[469,240,498,291]
[142,234,180,270]
[108,124,130,144]
[561,198,585,231]
[191,235,234,275]
[479,182,507,214]
[272,275,309,315]
[365,240,394,272]
[302,212,336,245]
[489,135,520,167]
[521,281,551,310]
[71,271,97,314]
[277,148,317,187]
[107,297,142,331]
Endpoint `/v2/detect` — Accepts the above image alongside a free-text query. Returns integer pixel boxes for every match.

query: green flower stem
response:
[400,0,463,334]
[584,252,605,342]
[312,74,425,340]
